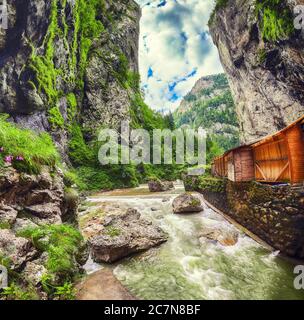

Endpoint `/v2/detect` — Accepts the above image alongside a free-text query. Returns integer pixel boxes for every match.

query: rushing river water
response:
[81,183,304,300]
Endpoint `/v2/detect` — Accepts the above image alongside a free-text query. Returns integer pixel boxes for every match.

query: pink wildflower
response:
[4,155,13,163]
[16,156,24,161]
[0,147,4,152]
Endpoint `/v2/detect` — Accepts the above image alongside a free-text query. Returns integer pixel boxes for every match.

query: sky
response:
[135,0,223,113]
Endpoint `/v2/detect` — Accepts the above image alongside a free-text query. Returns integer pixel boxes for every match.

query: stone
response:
[148,179,174,192]
[22,261,48,286]
[172,193,203,214]
[12,218,38,233]
[76,269,136,300]
[200,226,239,246]
[88,209,168,263]
[0,229,37,270]
[0,203,17,226]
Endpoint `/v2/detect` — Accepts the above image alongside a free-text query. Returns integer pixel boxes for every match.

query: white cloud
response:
[135,0,223,112]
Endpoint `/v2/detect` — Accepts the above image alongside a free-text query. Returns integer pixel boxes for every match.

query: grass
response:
[17,224,83,278]
[0,114,60,173]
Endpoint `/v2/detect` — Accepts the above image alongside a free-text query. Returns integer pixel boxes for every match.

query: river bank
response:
[77,182,304,300]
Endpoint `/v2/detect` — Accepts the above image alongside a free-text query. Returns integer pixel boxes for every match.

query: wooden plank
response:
[274,162,289,182]
[256,163,267,180]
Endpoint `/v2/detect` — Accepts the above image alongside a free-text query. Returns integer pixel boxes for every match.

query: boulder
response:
[200,227,239,247]
[22,261,48,286]
[0,203,18,227]
[0,230,37,270]
[148,179,174,192]
[12,218,38,233]
[172,193,203,214]
[88,209,168,263]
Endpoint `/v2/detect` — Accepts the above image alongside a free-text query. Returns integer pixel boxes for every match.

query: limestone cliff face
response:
[0,0,140,155]
[209,0,304,143]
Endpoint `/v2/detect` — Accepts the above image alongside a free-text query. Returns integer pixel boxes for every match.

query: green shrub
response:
[0,114,59,173]
[54,281,76,300]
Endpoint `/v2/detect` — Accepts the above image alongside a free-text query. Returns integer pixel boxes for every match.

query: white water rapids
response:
[80,182,304,300]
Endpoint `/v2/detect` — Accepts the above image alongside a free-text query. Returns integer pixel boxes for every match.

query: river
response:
[80,182,304,300]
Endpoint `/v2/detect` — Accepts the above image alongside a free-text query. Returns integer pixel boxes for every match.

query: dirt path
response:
[76,269,137,300]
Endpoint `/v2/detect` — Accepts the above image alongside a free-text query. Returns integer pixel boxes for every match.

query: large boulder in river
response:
[200,227,239,247]
[88,209,168,263]
[148,179,174,192]
[172,193,203,214]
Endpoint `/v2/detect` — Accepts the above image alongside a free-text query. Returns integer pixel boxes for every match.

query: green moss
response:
[68,124,95,166]
[76,0,105,89]
[247,182,274,204]
[0,221,11,230]
[198,176,227,193]
[48,106,65,130]
[255,0,294,41]
[29,0,60,105]
[106,226,121,237]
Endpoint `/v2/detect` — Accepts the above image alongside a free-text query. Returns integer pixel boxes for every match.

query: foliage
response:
[197,176,227,193]
[255,0,294,41]
[28,0,60,105]
[74,164,139,191]
[48,106,65,130]
[54,282,76,300]
[68,124,94,166]
[0,114,59,173]
[1,283,39,300]
[17,224,83,278]
[174,74,239,162]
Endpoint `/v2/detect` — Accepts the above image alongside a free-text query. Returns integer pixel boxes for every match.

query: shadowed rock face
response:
[0,0,141,156]
[209,0,304,143]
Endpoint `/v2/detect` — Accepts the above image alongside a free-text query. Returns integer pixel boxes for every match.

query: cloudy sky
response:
[134,0,223,113]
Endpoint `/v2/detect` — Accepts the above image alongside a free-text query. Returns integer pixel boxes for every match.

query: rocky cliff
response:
[0,0,140,156]
[174,74,240,151]
[209,0,304,143]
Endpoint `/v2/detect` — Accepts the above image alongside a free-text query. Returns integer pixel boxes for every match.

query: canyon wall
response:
[209,0,304,143]
[0,0,140,156]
